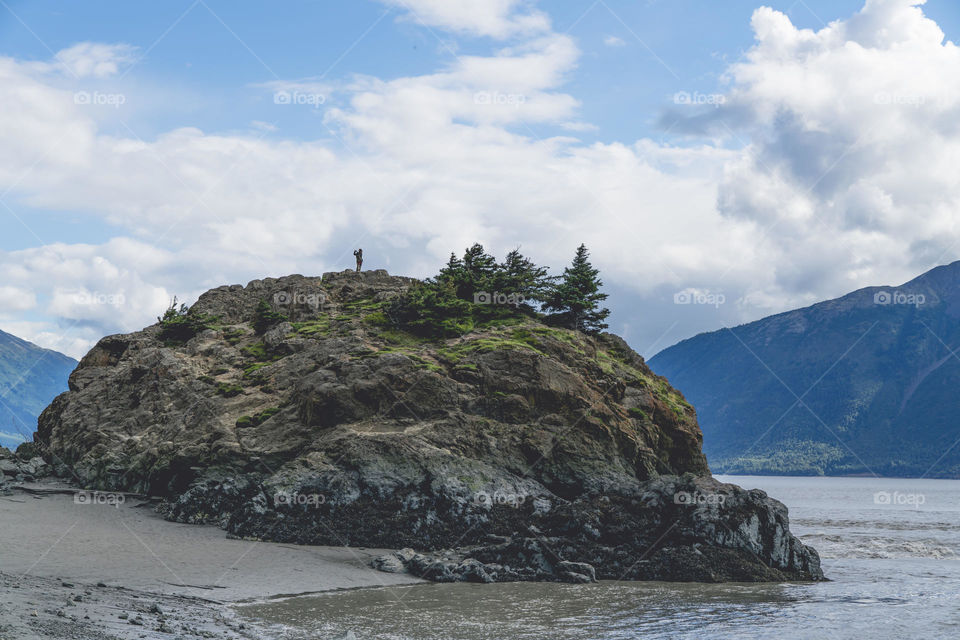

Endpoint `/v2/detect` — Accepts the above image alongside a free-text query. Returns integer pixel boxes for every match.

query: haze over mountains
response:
[0,330,76,449]
[651,261,960,478]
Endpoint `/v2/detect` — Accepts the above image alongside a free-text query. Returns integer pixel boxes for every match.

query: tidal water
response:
[238,475,960,639]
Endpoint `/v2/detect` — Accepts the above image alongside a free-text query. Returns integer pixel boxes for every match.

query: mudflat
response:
[0,480,421,639]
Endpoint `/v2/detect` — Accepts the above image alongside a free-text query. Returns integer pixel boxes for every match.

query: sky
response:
[0,0,958,360]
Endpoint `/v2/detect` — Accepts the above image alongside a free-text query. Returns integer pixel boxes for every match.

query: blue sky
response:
[5,1,939,150]
[1,0,959,360]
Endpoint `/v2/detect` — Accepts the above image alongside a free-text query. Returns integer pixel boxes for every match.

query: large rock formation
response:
[37,270,822,582]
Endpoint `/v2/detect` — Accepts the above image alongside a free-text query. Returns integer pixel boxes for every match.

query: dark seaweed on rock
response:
[36,270,823,583]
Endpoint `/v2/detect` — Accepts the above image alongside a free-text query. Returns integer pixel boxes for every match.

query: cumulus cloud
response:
[1,0,958,360]
[0,27,728,356]
[0,240,177,357]
[665,0,960,309]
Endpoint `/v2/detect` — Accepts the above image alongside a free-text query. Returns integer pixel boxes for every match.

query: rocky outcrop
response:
[0,446,50,492]
[36,270,823,582]
[369,474,819,583]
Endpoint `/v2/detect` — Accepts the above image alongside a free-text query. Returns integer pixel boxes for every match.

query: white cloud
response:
[1,0,959,359]
[0,317,91,361]
[603,35,626,47]
[0,286,36,311]
[52,42,136,78]
[0,240,177,358]
[381,0,551,39]
[0,29,729,355]
[682,0,960,305]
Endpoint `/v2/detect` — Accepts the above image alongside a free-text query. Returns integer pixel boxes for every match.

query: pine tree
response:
[496,247,555,305]
[459,243,498,301]
[437,252,464,282]
[391,242,609,338]
[544,244,610,333]
[462,243,497,278]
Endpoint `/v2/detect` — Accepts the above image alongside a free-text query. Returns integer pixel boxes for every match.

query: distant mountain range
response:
[0,329,76,449]
[650,261,960,478]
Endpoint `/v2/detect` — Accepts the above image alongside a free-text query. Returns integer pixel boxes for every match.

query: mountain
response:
[0,330,76,449]
[35,270,821,582]
[650,261,960,478]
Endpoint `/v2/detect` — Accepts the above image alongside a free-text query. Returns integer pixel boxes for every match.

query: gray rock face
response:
[371,553,407,574]
[0,457,17,476]
[0,446,50,484]
[36,270,823,582]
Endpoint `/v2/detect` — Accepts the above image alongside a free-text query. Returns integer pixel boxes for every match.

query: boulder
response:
[371,554,407,574]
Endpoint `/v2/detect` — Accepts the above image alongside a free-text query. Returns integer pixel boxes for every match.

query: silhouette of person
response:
[353,248,363,272]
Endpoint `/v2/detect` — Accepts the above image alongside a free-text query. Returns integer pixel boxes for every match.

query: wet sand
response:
[0,480,422,639]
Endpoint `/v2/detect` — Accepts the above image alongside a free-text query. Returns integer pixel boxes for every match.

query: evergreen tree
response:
[459,243,498,301]
[391,276,474,337]
[496,247,555,306]
[157,297,189,324]
[390,242,607,338]
[437,252,464,282]
[156,297,219,343]
[544,244,610,333]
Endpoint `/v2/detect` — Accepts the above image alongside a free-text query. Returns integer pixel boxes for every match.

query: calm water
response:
[238,476,960,639]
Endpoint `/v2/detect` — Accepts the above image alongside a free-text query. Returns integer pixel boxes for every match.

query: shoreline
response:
[1,479,422,639]
[715,472,960,479]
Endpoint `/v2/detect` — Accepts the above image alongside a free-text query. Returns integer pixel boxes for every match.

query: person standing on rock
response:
[353,248,363,272]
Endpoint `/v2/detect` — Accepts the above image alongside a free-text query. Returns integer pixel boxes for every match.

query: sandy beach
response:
[0,480,422,639]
